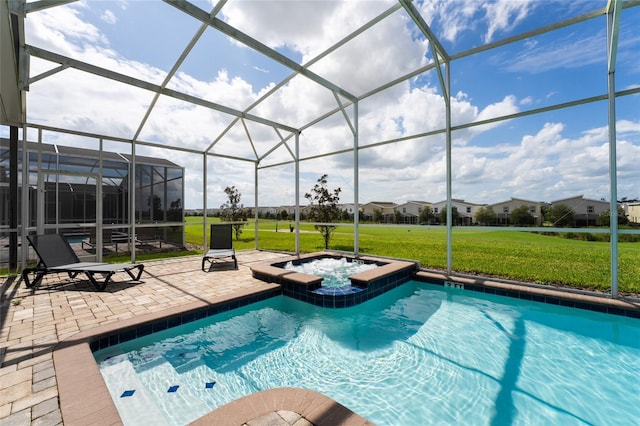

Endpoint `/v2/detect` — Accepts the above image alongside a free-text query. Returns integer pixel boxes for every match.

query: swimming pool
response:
[94,281,640,425]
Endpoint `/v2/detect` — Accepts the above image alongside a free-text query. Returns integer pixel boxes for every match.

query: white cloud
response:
[499,30,606,74]
[421,0,535,44]
[12,1,639,209]
[453,119,640,203]
[220,0,395,60]
[482,0,533,43]
[423,0,480,44]
[101,10,117,25]
[472,95,519,127]
[520,96,533,105]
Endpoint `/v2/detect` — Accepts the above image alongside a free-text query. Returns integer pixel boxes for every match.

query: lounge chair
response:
[202,223,237,271]
[81,228,117,251]
[135,227,162,248]
[22,234,144,291]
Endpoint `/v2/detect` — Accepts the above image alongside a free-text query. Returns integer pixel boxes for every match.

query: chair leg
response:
[22,268,36,288]
[22,268,32,287]
[23,269,46,288]
[86,272,112,291]
[125,265,144,281]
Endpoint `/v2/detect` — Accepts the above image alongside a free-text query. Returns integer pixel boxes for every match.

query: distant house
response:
[256,206,278,217]
[550,195,611,226]
[394,201,432,224]
[431,199,481,225]
[487,198,543,226]
[339,203,358,219]
[277,205,296,219]
[623,201,640,224]
[360,201,397,222]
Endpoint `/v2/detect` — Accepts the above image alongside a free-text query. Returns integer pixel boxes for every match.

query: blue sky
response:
[4,0,639,209]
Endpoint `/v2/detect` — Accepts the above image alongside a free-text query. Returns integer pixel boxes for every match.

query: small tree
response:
[547,203,575,227]
[598,207,629,226]
[372,208,383,223]
[439,206,459,225]
[394,210,403,224]
[540,204,551,223]
[304,174,341,249]
[510,205,535,226]
[474,206,497,225]
[419,206,434,225]
[220,186,247,240]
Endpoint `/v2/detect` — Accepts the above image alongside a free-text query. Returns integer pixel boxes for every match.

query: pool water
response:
[283,257,377,288]
[94,282,640,425]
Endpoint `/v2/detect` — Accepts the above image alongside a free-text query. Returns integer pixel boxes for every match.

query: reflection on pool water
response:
[94,281,640,426]
[283,256,378,288]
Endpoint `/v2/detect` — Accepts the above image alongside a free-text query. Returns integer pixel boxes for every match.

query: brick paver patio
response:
[0,250,295,425]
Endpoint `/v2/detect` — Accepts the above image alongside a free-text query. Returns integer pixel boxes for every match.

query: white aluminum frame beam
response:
[164,0,357,103]
[207,2,401,157]
[25,45,298,134]
[400,0,450,100]
[606,0,622,296]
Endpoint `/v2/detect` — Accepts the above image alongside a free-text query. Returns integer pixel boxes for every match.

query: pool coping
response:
[52,267,640,426]
[189,388,372,426]
[415,270,640,317]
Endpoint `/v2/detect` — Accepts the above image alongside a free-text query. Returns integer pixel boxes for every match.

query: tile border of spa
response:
[250,252,419,308]
[414,270,640,318]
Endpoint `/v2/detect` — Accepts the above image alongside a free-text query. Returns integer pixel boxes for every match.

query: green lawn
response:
[186,218,640,294]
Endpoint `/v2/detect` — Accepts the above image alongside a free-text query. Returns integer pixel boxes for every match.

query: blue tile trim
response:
[277,266,413,308]
[89,269,639,356]
[89,288,280,353]
[413,274,640,319]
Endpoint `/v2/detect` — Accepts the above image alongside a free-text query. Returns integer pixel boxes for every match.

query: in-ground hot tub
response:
[250,252,418,308]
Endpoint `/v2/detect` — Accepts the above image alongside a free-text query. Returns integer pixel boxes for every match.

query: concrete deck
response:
[0,250,370,426]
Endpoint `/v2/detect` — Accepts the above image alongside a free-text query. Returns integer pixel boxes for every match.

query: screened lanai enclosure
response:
[1,1,639,295]
[0,138,185,254]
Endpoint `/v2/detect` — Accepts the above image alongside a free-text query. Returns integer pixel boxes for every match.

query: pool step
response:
[99,357,169,425]
[136,356,212,425]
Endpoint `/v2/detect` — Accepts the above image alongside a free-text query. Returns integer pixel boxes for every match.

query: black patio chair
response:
[22,234,144,291]
[202,223,237,271]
